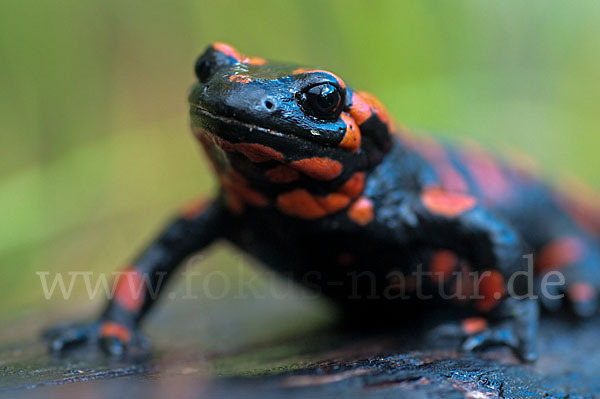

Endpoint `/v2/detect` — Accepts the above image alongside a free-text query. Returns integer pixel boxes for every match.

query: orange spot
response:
[536,236,584,274]
[348,197,374,225]
[339,172,365,198]
[212,42,267,66]
[568,282,595,302]
[277,188,354,219]
[357,91,391,128]
[242,56,267,65]
[113,268,145,312]
[229,75,252,83]
[99,321,132,343]
[277,189,328,219]
[429,250,458,284]
[265,164,300,183]
[291,157,343,181]
[461,317,488,335]
[339,113,361,152]
[292,67,310,75]
[475,271,505,312]
[181,197,209,219]
[274,173,367,219]
[316,193,351,213]
[421,187,477,217]
[234,143,285,163]
[212,42,241,60]
[349,92,372,125]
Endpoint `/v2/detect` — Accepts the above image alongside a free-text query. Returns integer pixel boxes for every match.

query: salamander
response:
[45,43,600,362]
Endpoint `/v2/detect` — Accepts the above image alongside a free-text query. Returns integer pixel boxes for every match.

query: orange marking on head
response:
[277,189,328,219]
[536,236,584,274]
[99,321,132,343]
[212,43,267,66]
[421,187,477,217]
[429,250,458,284]
[212,42,242,61]
[242,55,267,65]
[265,164,300,183]
[339,113,361,152]
[357,91,391,128]
[292,67,310,75]
[349,92,373,125]
[290,157,343,181]
[113,268,145,312]
[568,282,596,303]
[475,271,505,312]
[339,172,365,198]
[348,197,374,225]
[181,197,210,219]
[229,75,252,83]
[461,317,488,335]
[461,144,511,202]
[233,143,285,163]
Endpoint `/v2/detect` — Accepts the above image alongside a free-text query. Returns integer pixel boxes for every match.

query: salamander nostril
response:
[264,100,274,110]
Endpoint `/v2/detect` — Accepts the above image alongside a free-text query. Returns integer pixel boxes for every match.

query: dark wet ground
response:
[1,295,599,399]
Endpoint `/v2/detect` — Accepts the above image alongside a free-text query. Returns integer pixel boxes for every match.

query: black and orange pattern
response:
[47,43,600,362]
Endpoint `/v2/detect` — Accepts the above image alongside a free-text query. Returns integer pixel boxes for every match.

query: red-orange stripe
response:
[99,321,132,342]
[113,268,145,312]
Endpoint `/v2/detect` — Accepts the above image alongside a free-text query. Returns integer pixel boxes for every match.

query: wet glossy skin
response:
[45,43,600,362]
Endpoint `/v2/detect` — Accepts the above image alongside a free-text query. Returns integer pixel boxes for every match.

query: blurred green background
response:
[1,0,599,322]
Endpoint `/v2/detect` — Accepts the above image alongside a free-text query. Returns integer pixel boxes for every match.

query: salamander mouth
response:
[189,102,286,139]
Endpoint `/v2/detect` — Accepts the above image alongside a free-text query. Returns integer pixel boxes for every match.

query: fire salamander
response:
[45,43,600,362]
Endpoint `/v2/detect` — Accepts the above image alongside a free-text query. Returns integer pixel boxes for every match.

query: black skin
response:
[45,43,600,362]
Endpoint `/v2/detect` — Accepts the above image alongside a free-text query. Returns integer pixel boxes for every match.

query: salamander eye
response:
[195,57,213,83]
[299,83,343,121]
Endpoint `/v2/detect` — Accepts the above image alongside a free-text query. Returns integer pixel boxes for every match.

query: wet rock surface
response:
[0,313,598,398]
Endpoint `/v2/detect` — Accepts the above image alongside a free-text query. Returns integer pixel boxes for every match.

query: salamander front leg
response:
[44,198,227,356]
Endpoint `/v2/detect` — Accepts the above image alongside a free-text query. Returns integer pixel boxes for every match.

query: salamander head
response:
[188,43,394,216]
